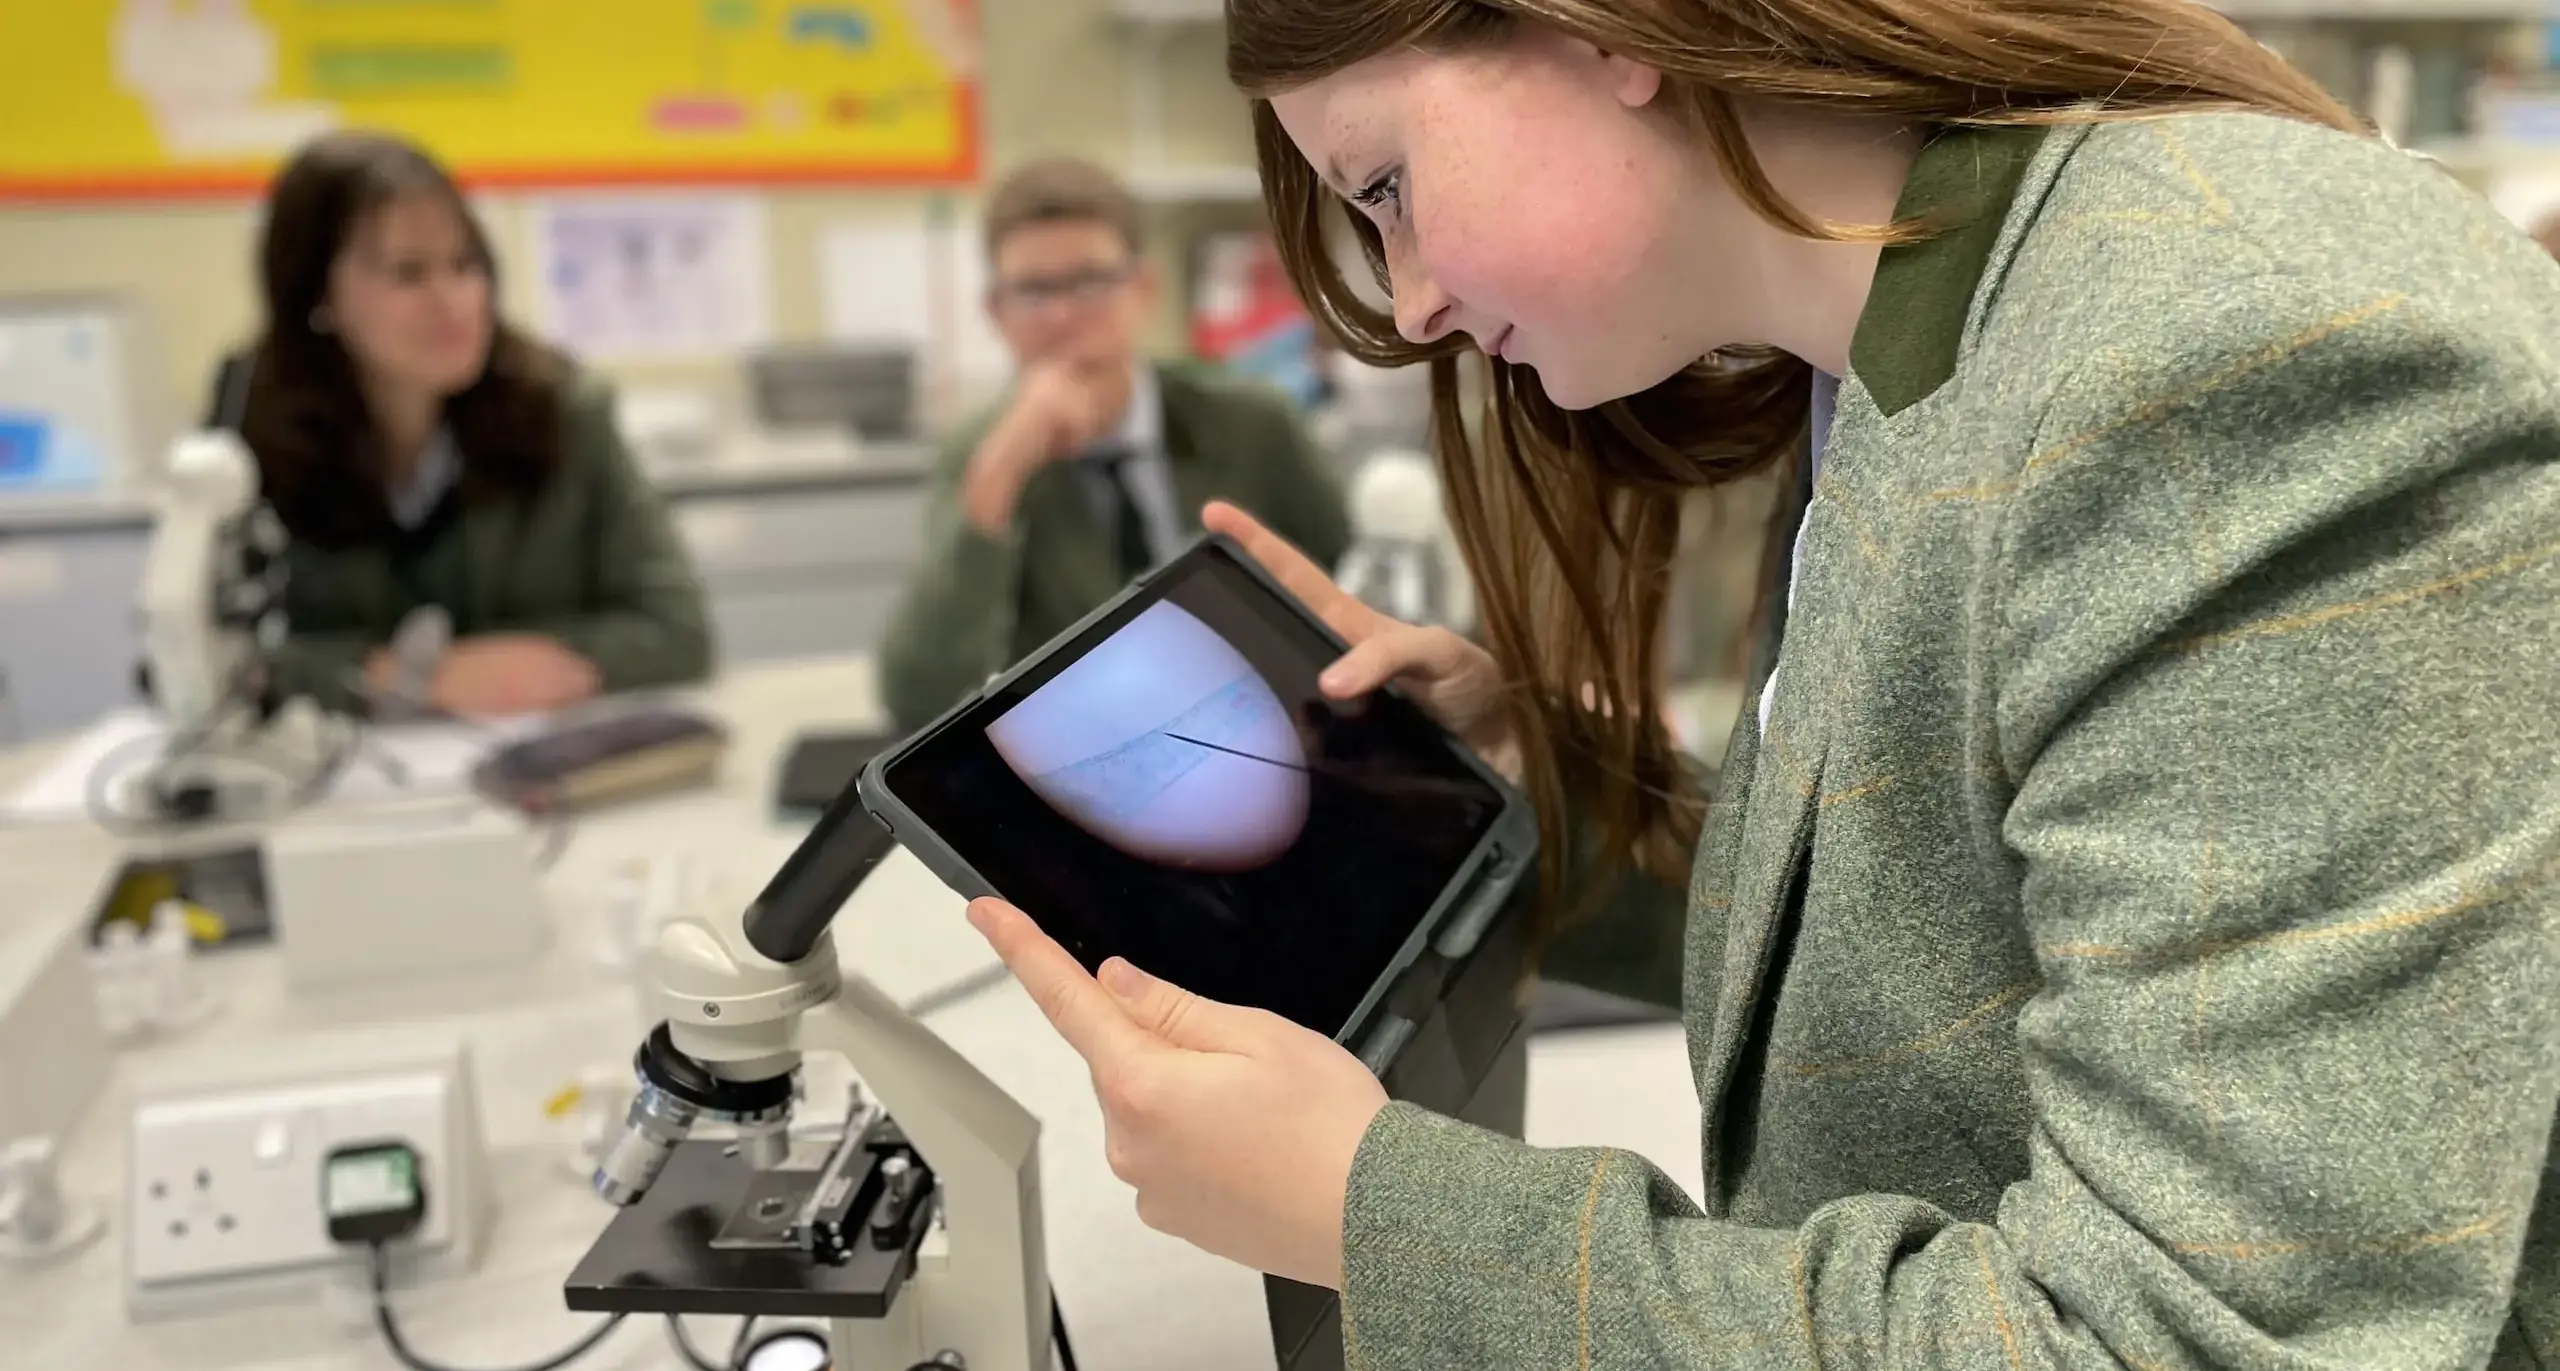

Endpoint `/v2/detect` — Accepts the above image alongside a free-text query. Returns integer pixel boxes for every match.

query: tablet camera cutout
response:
[986,601,1310,873]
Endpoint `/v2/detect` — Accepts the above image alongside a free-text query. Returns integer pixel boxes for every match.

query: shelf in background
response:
[0,492,156,533]
[1105,0,1224,23]
[2412,136,2560,175]
[1126,163,1265,204]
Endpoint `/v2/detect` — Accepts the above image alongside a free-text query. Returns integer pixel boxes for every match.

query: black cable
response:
[82,716,259,835]
[366,1243,627,1371]
[900,962,1013,1020]
[665,1315,722,1371]
[725,1317,763,1371]
[1051,1293,1078,1371]
[667,1314,764,1371]
[78,681,358,837]
[663,1288,1066,1371]
[111,673,580,865]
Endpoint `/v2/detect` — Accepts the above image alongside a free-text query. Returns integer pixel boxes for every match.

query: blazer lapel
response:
[1156,365,1221,538]
[1693,449,1828,1199]
[1689,132,2062,1178]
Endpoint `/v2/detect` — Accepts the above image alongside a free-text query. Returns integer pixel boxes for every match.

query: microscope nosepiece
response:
[601,1023,802,1204]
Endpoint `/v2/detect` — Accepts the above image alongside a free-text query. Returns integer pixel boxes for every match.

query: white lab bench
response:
[0,654,1703,1371]
[0,454,934,745]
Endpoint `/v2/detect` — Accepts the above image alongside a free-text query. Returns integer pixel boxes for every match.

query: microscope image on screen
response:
[986,601,1311,872]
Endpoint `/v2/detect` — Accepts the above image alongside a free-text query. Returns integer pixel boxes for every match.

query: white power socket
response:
[123,1031,489,1320]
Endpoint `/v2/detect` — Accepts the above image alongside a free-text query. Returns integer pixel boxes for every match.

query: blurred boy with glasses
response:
[879,156,1351,730]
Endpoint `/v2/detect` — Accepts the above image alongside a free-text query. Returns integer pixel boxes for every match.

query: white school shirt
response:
[1757,370,1839,737]
[1072,362,1185,570]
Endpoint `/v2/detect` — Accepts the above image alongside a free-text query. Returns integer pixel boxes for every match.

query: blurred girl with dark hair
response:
[225,130,710,717]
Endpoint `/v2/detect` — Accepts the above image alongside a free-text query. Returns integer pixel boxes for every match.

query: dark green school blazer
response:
[875,359,1351,732]
[264,372,713,712]
[1339,114,2560,1368]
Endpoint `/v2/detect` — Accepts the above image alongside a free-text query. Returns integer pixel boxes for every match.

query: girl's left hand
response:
[966,897,1389,1289]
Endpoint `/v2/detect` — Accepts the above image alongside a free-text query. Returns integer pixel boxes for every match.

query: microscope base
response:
[563,1139,930,1321]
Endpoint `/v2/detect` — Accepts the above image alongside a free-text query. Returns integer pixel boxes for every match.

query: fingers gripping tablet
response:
[863,535,1531,1043]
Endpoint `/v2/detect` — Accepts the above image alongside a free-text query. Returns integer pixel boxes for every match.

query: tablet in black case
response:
[860,533,1535,1046]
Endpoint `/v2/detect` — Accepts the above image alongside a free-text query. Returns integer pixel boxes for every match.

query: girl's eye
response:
[1350,169,1403,217]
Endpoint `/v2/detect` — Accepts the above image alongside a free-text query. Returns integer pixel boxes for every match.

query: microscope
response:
[122,428,295,823]
[565,785,1047,1371]
[1335,448,1475,636]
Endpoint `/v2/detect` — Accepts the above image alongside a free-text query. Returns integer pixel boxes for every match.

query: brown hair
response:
[982,155,1147,262]
[1229,0,2361,940]
[240,130,566,551]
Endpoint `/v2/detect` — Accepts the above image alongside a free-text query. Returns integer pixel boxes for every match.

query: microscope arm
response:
[795,976,1046,1371]
[617,791,1051,1371]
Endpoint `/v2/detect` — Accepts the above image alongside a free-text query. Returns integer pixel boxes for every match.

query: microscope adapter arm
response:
[627,800,1050,1371]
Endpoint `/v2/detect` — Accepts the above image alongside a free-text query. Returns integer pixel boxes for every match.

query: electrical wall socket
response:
[123,1031,489,1321]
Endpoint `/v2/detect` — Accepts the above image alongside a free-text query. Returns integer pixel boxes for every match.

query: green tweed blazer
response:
[262,372,714,712]
[1341,113,2560,1368]
[875,359,1351,733]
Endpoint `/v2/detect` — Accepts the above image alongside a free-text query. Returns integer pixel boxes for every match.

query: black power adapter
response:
[322,1141,428,1246]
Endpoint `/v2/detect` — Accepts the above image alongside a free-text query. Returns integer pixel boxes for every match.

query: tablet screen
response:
[882,540,1507,1037]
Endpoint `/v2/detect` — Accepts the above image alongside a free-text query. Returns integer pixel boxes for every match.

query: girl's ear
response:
[1531,27,1665,110]
[1604,53,1665,109]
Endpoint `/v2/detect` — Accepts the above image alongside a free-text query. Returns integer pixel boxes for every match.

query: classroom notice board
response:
[0,0,981,200]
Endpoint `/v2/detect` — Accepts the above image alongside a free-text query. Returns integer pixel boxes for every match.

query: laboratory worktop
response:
[0,450,934,536]
[0,654,1701,1371]
[0,492,157,533]
[0,452,937,743]
[646,457,929,499]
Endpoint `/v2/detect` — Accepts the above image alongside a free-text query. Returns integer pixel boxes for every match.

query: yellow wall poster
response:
[0,0,982,199]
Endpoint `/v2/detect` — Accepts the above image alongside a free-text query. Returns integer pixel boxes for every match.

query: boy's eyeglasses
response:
[990,263,1135,314]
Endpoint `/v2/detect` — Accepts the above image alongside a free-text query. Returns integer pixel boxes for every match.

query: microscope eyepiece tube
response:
[742,787,900,965]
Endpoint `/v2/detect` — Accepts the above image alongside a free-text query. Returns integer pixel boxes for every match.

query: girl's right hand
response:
[1202,501,1521,783]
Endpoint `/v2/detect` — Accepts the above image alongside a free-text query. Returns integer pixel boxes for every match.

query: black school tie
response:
[1093,444,1152,581]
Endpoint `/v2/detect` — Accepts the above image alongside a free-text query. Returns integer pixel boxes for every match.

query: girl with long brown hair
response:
[968,1,2560,1364]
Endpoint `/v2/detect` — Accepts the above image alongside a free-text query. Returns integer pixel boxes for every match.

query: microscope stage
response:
[564,1139,930,1320]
